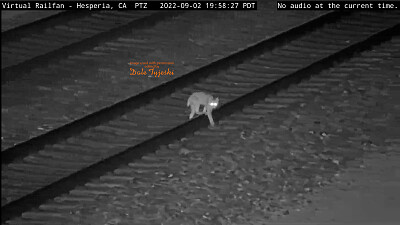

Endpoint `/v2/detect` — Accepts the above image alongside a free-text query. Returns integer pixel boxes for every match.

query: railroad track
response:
[1,7,322,162]
[2,2,294,151]
[1,10,180,83]
[2,10,399,223]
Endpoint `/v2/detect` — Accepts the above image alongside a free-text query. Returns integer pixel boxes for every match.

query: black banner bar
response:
[277,1,399,10]
[1,1,257,10]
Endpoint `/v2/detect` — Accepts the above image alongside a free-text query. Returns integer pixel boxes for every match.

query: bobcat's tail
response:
[187,98,191,107]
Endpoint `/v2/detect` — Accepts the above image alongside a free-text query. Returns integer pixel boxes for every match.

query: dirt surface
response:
[276,151,400,224]
[274,40,400,224]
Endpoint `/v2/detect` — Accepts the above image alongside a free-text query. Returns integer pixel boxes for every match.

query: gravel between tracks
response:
[5,26,399,225]
[1,2,324,150]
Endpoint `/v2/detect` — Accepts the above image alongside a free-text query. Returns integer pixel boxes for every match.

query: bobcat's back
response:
[187,92,211,107]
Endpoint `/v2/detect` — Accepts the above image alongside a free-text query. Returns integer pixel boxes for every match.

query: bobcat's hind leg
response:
[189,105,195,119]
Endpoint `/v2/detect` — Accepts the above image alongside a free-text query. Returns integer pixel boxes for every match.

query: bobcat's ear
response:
[216,97,219,101]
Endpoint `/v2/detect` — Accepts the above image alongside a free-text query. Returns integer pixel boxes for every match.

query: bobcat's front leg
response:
[206,111,215,126]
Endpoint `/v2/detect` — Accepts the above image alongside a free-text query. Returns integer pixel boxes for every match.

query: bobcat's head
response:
[208,97,219,109]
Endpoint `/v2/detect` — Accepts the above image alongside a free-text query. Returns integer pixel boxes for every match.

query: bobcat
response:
[187,92,219,126]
